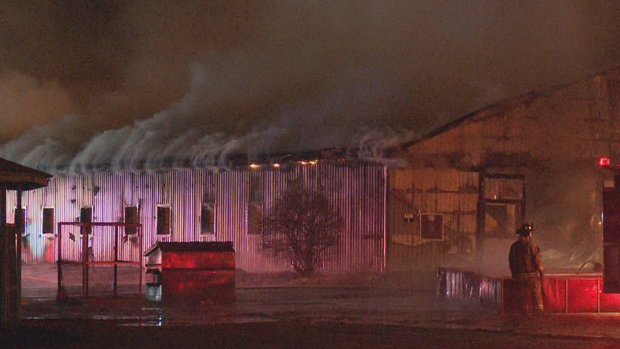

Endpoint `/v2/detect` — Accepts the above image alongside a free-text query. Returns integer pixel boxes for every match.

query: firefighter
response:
[508,223,544,315]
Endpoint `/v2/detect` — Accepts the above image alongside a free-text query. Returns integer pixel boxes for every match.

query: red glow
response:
[599,157,611,167]
[567,279,599,313]
[503,277,603,313]
[540,278,566,312]
[162,251,235,269]
[601,292,620,311]
[162,270,235,303]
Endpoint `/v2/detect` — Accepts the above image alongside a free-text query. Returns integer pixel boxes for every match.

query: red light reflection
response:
[599,157,611,167]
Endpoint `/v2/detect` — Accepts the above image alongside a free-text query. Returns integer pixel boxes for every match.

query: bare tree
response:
[262,181,342,275]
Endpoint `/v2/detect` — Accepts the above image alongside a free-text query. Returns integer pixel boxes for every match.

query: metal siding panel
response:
[92,173,122,262]
[215,170,249,269]
[120,173,138,262]
[63,176,81,262]
[21,189,49,263]
[15,161,385,273]
[200,169,216,243]
[139,173,159,250]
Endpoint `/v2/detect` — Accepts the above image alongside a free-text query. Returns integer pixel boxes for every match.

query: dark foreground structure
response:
[0,158,51,328]
[4,320,620,348]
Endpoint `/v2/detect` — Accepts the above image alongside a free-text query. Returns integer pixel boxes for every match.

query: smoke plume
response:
[1,1,620,172]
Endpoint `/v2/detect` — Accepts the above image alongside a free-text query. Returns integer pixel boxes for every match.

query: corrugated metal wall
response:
[11,161,386,272]
[388,168,479,272]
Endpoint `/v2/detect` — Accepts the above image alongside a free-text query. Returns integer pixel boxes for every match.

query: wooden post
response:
[16,186,22,321]
[57,223,62,299]
[139,225,143,296]
[114,226,118,297]
[82,223,88,298]
[476,172,485,261]
[0,184,7,329]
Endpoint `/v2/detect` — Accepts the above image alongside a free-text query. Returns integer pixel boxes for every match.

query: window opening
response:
[156,206,171,235]
[43,207,54,235]
[125,206,139,235]
[80,206,92,236]
[420,213,444,240]
[201,203,215,234]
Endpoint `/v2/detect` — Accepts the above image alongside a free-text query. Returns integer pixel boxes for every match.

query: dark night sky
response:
[1,1,620,170]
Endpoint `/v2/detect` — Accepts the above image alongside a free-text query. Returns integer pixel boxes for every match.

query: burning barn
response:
[10,152,386,274]
[12,66,620,281]
[389,67,620,274]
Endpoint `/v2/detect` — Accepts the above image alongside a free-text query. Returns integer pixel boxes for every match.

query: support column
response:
[16,186,22,321]
[0,184,7,329]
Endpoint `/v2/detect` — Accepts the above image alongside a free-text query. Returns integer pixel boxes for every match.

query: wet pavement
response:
[9,265,620,347]
[20,285,620,338]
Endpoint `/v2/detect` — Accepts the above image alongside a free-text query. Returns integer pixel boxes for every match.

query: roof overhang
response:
[0,158,52,191]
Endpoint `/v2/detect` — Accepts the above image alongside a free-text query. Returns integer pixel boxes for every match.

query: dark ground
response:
[5,319,620,348]
[5,264,620,348]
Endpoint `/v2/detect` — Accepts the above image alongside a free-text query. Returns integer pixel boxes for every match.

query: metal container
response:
[144,241,235,303]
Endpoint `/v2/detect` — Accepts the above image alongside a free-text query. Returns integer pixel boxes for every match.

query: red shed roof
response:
[144,241,234,256]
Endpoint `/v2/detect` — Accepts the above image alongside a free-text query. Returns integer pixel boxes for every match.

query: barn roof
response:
[0,158,52,191]
[398,92,540,150]
[397,65,620,151]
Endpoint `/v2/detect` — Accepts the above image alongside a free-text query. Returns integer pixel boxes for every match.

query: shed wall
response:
[10,162,386,272]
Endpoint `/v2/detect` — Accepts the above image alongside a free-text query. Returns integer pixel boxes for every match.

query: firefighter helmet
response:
[516,223,534,236]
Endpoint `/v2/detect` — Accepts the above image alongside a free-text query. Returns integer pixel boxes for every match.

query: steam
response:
[356,130,413,167]
[527,160,604,270]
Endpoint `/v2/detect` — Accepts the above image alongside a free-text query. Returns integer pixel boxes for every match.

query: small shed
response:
[144,241,235,303]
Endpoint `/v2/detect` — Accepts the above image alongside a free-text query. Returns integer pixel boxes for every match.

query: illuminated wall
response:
[9,160,386,272]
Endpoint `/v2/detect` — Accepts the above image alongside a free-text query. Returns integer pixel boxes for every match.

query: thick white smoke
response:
[0,63,415,173]
[1,1,620,173]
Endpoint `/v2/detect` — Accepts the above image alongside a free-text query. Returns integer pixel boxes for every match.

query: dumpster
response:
[144,242,235,303]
